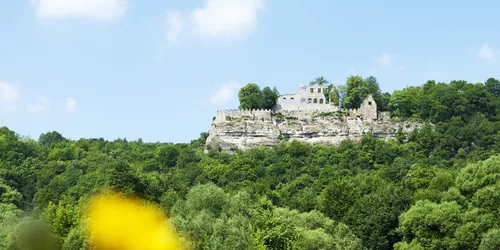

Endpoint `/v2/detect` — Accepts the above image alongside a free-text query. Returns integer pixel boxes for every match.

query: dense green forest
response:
[1,76,500,249]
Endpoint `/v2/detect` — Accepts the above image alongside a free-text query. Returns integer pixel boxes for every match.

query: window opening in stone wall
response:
[310,88,314,93]
[368,101,372,105]
[318,88,322,93]
[282,97,287,104]
[326,99,329,104]
[314,98,318,104]
[308,98,312,104]
[290,98,295,104]
[301,98,306,104]
[319,98,324,104]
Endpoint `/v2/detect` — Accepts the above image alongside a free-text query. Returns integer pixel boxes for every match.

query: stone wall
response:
[214,109,272,123]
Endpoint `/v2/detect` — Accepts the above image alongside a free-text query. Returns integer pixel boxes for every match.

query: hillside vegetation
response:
[1,77,500,249]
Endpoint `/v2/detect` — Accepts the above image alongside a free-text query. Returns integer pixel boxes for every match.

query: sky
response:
[0,0,499,143]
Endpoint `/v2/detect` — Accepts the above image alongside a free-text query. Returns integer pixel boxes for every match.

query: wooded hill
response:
[1,77,500,249]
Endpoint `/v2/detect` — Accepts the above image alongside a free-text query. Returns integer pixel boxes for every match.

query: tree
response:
[324,85,339,107]
[317,179,358,221]
[238,84,279,110]
[338,85,347,108]
[343,76,385,110]
[309,76,329,86]
[157,145,180,169]
[378,92,391,112]
[389,87,423,118]
[343,76,366,109]
[38,131,66,147]
[344,184,412,249]
[396,200,462,249]
[485,78,500,96]
[238,83,263,109]
[262,87,279,109]
[480,229,500,250]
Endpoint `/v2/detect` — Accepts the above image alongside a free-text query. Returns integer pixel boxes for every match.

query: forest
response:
[1,76,500,249]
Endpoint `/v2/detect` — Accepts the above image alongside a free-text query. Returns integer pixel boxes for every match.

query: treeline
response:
[242,76,500,119]
[1,77,500,249]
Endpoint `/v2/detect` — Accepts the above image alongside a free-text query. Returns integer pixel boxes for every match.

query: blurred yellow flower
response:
[86,193,184,250]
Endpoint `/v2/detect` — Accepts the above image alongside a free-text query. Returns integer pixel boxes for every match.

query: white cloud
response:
[26,96,50,113]
[0,83,20,101]
[478,44,495,61]
[32,0,127,22]
[209,81,241,105]
[166,11,184,44]
[66,97,77,112]
[190,0,265,40]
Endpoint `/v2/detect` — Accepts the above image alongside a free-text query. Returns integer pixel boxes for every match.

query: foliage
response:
[309,76,329,86]
[0,77,500,249]
[323,85,339,106]
[238,83,279,110]
[262,87,279,109]
[238,83,263,110]
[343,75,390,111]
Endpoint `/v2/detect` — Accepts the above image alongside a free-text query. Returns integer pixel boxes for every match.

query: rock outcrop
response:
[206,110,422,152]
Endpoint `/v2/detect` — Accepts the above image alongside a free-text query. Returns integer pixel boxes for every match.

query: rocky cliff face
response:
[206,112,422,152]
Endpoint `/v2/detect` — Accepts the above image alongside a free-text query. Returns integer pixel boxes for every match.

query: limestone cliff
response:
[206,109,422,152]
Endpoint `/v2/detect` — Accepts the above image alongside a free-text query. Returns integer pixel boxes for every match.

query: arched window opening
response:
[319,98,324,104]
[301,98,306,104]
[313,98,318,104]
[318,88,322,93]
[326,99,329,104]
[308,98,312,104]
[310,88,314,93]
[290,98,295,104]
[282,97,287,104]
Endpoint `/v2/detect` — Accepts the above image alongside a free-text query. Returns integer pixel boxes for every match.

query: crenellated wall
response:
[214,109,272,123]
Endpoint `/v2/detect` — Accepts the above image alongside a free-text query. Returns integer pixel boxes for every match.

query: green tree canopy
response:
[324,85,339,106]
[262,87,279,109]
[238,83,279,110]
[309,76,329,86]
[238,83,263,109]
[342,76,387,110]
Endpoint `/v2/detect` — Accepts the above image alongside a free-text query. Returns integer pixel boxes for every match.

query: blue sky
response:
[0,0,499,143]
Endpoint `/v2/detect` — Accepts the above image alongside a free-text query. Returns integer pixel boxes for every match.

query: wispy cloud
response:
[165,11,184,45]
[478,44,495,61]
[0,82,21,112]
[32,0,127,22]
[26,96,50,113]
[209,81,241,105]
[0,82,20,101]
[66,97,77,112]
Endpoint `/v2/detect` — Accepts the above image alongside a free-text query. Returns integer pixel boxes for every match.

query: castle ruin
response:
[273,84,379,121]
[206,84,417,152]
